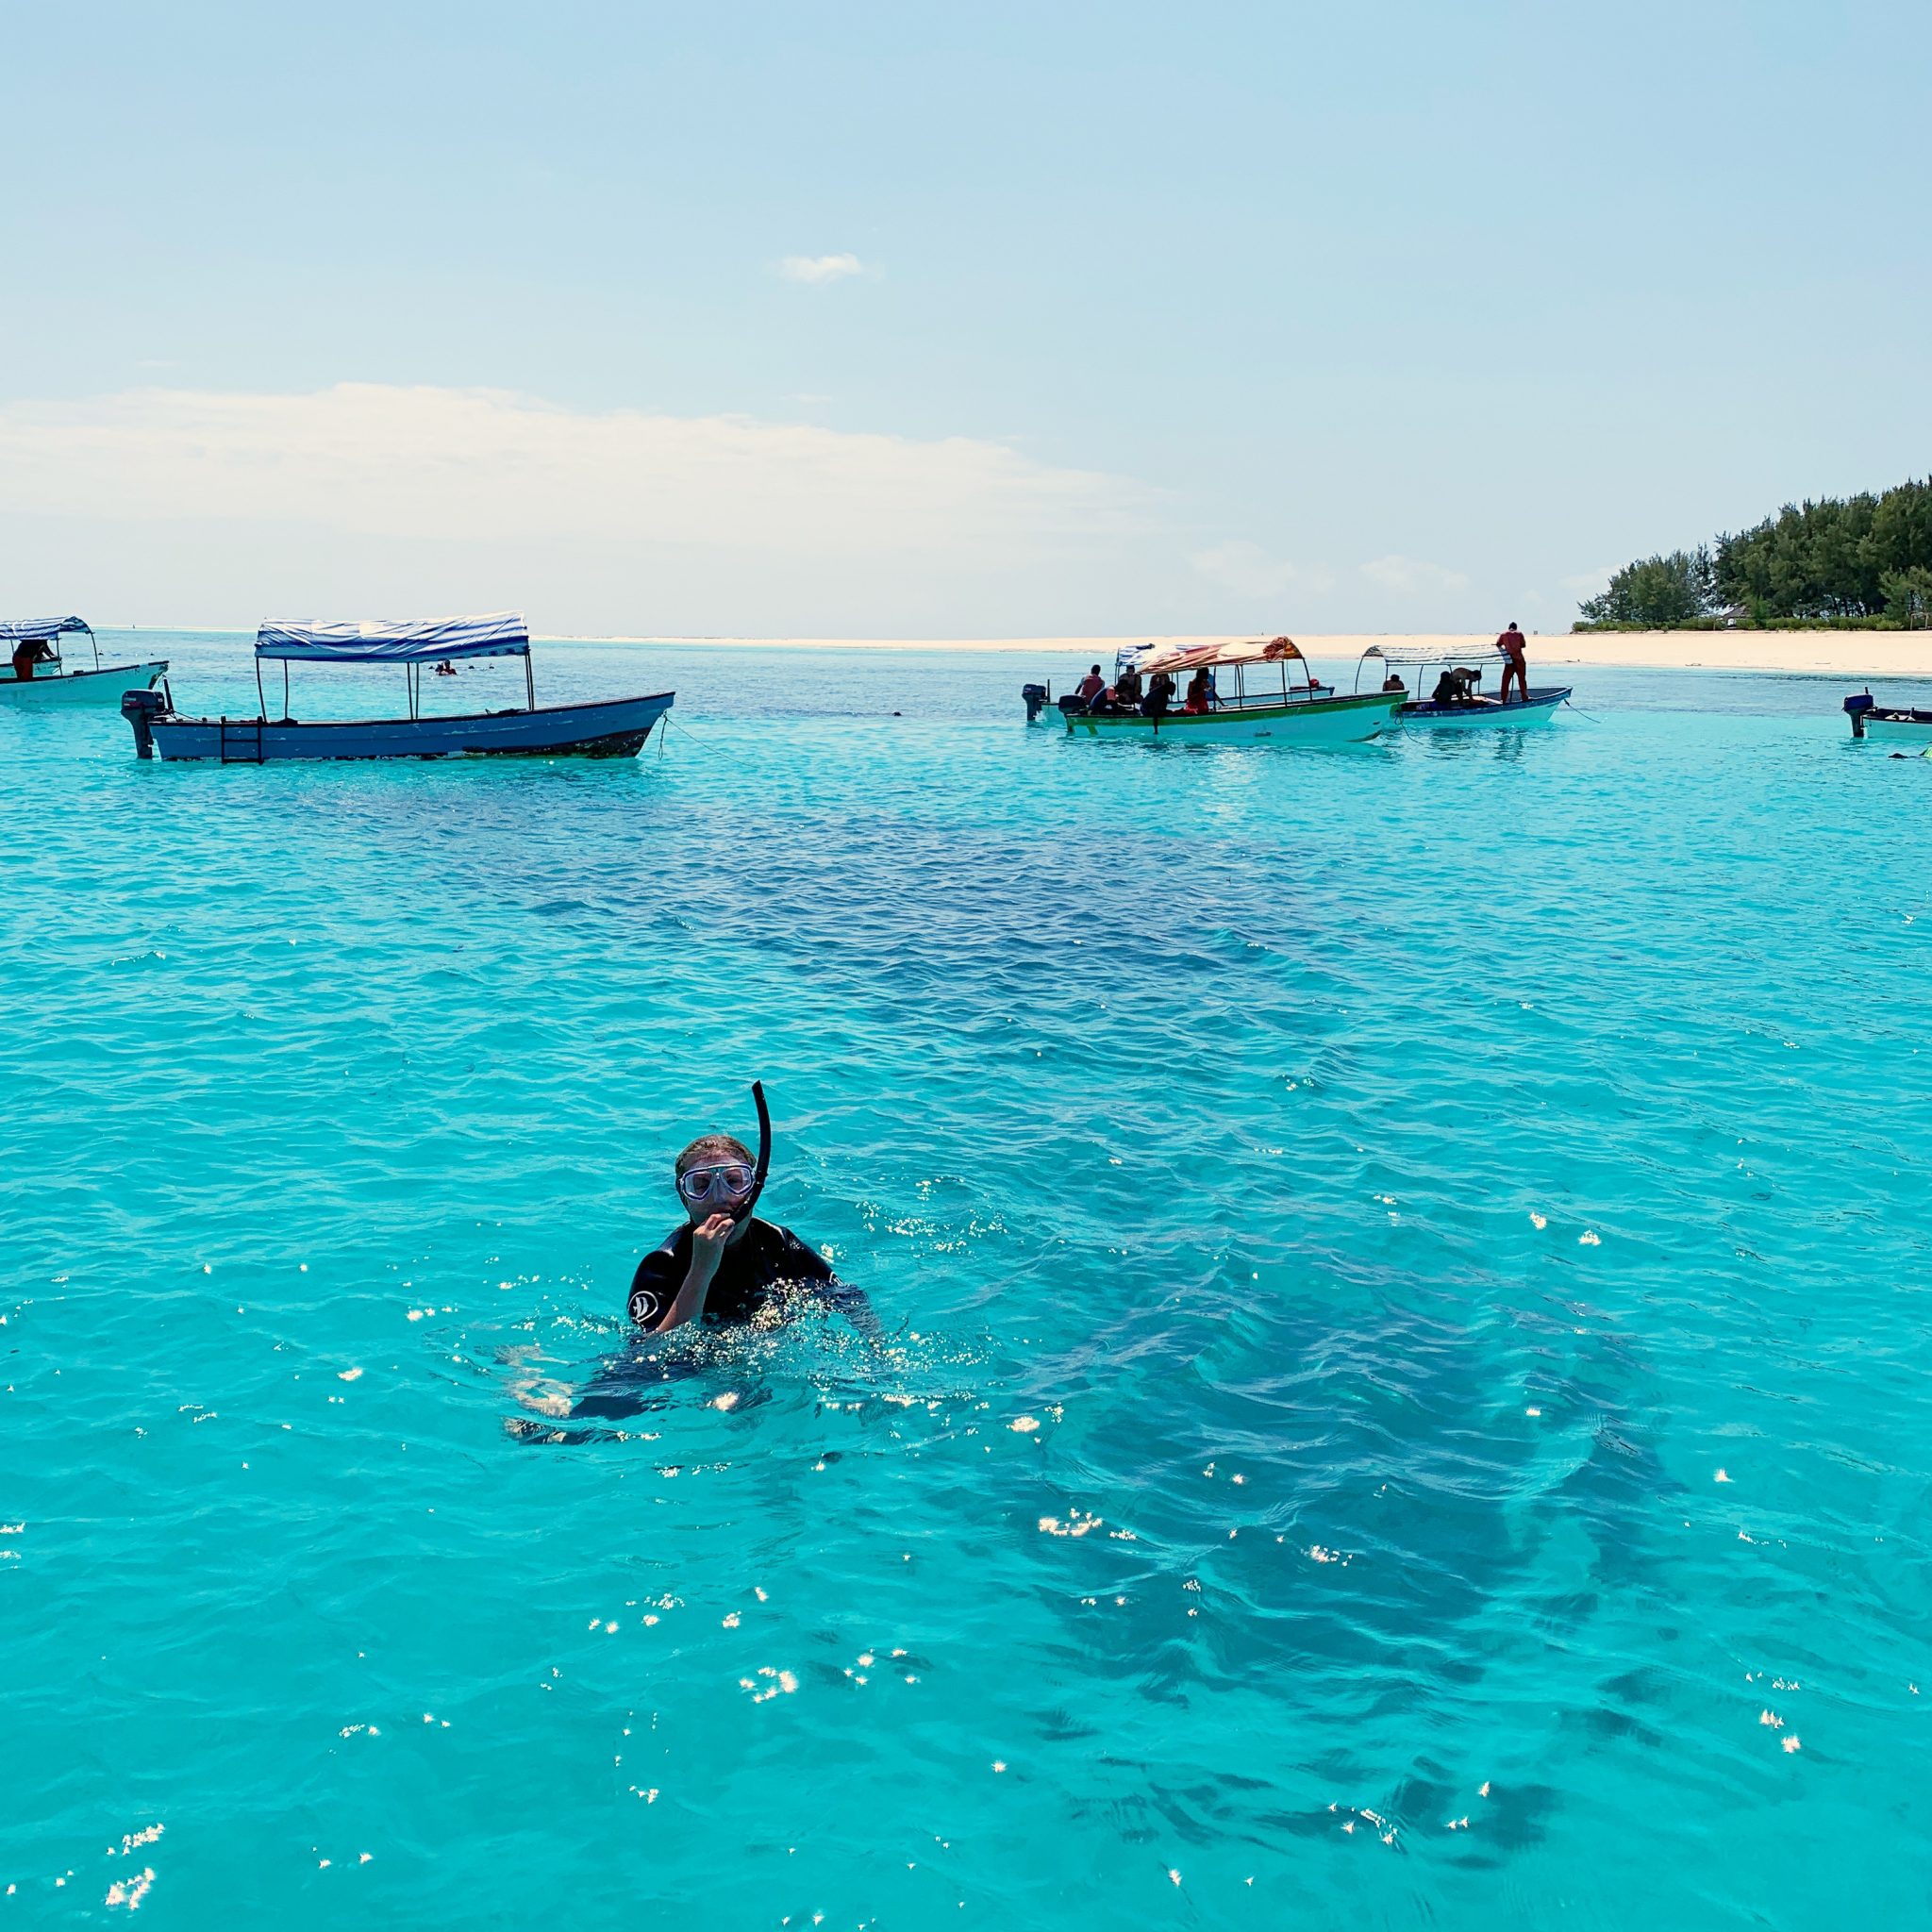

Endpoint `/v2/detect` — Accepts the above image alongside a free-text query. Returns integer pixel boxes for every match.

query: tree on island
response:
[1577,477,1932,627]
[1578,548,1714,626]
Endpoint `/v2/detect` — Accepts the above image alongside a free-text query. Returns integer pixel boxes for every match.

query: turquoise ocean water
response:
[4,635,1929,1928]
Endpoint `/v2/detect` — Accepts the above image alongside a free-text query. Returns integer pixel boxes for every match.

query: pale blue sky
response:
[3,2,1927,635]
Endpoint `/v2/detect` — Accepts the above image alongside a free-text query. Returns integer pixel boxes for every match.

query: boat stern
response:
[122,685,169,758]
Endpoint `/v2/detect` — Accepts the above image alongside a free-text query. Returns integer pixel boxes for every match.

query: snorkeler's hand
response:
[690,1213,734,1277]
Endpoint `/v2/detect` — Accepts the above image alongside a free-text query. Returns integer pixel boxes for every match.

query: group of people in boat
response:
[1074,659,1219,717]
[1073,623,1534,719]
[1382,623,1535,708]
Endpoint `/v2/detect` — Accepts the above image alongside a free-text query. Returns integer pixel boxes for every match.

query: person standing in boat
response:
[1496,622,1529,704]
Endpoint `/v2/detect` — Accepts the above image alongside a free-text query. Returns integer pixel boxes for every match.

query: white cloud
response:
[0,382,1145,631]
[1190,540,1304,599]
[0,382,1134,554]
[1359,554,1469,596]
[778,252,865,284]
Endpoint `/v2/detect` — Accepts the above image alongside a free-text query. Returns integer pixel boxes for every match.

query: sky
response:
[3,1,1928,636]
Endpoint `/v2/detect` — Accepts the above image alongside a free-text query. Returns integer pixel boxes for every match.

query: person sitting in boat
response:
[1184,666,1217,713]
[1075,664,1107,711]
[8,638,54,682]
[1144,668,1175,717]
[1381,672,1407,693]
[1431,667,1477,706]
[1112,663,1143,711]
[626,1132,873,1337]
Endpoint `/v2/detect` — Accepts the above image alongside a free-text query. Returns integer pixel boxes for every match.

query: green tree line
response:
[1576,477,1932,628]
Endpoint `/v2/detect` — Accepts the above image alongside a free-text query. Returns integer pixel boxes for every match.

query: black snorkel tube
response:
[732,1081,772,1225]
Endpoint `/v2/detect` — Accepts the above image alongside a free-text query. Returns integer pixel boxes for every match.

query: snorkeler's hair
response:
[675,1133,754,1179]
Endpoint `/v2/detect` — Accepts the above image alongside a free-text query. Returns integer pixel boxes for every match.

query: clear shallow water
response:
[4,635,1930,1928]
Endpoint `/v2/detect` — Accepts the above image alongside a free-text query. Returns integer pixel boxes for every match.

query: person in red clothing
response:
[1496,622,1529,704]
[9,639,53,682]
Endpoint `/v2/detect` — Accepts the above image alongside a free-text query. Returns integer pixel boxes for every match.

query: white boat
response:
[1063,636,1400,744]
[0,616,167,704]
[1844,691,1932,742]
[1355,643,1570,726]
[123,612,673,762]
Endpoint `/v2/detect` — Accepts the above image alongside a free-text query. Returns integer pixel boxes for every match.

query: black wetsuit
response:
[506,1219,874,1442]
[626,1217,835,1330]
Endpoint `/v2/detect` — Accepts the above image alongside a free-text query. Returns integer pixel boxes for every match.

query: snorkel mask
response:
[672,1085,772,1220]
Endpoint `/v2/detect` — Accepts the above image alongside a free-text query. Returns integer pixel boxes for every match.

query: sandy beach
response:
[632,630,1932,679]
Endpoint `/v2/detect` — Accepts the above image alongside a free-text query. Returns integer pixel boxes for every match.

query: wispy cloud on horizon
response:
[0,382,1146,630]
[0,383,1137,550]
[1360,554,1469,596]
[778,252,866,284]
[1190,539,1315,600]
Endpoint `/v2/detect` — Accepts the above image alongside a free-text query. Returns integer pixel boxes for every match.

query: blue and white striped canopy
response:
[256,612,531,663]
[0,615,91,642]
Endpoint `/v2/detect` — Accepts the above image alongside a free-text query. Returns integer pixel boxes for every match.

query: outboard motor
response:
[1057,692,1087,719]
[122,686,166,759]
[1844,690,1875,739]
[1022,681,1050,724]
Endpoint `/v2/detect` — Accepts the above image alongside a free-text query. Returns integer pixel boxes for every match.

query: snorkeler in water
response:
[626,1085,876,1337]
[505,1085,877,1442]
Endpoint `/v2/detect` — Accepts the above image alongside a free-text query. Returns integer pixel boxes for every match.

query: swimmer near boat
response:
[625,1083,874,1337]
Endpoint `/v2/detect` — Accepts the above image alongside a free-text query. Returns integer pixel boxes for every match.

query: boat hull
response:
[140,691,675,761]
[1853,708,1932,742]
[1397,686,1570,727]
[0,661,168,705]
[1065,690,1401,744]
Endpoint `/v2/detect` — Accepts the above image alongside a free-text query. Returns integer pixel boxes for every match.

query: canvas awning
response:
[255,612,531,662]
[1358,641,1507,666]
[0,615,91,642]
[1139,636,1307,675]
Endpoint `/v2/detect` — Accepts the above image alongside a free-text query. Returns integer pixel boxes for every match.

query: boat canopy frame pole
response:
[84,623,101,674]
[254,653,267,722]
[525,647,535,712]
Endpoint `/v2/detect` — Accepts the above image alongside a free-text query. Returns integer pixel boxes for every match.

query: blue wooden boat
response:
[122,613,673,762]
[0,616,167,705]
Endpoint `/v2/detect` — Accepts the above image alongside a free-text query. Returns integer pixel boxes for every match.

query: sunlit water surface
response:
[4,636,1929,1928]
